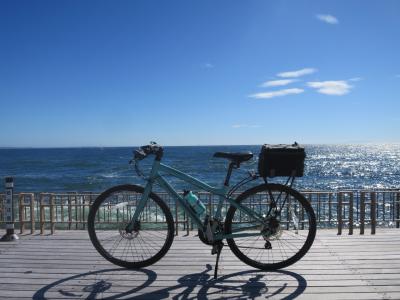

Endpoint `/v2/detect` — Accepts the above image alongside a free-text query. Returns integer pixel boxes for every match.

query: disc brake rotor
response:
[118,229,139,240]
[119,220,140,240]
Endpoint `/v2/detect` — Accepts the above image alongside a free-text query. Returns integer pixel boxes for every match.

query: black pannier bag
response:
[258,143,306,178]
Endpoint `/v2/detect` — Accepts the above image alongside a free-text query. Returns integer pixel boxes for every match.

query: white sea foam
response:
[115,202,129,209]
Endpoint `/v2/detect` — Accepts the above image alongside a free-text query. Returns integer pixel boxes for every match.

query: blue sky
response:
[1,0,399,147]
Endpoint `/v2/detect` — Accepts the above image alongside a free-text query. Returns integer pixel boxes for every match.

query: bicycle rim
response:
[88,185,174,268]
[225,183,316,270]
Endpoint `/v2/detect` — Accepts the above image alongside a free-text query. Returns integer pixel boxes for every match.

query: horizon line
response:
[1,142,400,149]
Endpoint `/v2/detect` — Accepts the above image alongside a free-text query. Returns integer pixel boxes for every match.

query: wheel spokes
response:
[91,189,171,264]
[229,187,313,266]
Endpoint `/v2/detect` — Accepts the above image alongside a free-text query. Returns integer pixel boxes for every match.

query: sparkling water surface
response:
[0,144,399,192]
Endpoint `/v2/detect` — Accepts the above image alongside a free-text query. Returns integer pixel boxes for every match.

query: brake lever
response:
[134,149,147,160]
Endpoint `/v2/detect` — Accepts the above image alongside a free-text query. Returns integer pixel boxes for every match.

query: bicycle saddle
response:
[213,151,253,164]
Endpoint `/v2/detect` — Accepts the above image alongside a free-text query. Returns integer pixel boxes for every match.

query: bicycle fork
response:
[125,180,154,232]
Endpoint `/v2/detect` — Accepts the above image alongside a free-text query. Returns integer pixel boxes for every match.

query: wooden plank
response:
[1,229,400,299]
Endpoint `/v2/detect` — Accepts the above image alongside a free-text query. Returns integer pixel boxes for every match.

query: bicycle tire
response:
[88,184,174,268]
[225,183,316,270]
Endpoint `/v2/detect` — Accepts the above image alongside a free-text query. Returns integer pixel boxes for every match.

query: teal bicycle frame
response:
[130,159,266,240]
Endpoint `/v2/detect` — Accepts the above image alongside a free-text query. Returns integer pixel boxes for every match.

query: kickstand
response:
[212,242,224,279]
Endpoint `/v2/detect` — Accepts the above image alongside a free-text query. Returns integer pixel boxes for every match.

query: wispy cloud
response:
[277,68,317,78]
[349,77,363,82]
[232,124,261,128]
[307,80,352,95]
[203,63,214,69]
[249,88,304,99]
[316,14,339,25]
[260,79,298,87]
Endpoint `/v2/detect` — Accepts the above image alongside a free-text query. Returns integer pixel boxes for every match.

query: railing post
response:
[79,194,84,229]
[337,192,343,235]
[308,193,312,224]
[182,211,186,231]
[40,193,52,234]
[82,194,87,230]
[186,211,190,236]
[50,194,55,234]
[300,196,305,230]
[356,190,359,222]
[317,193,321,224]
[286,196,290,230]
[360,192,365,235]
[19,193,35,234]
[60,195,65,226]
[208,193,212,216]
[382,192,386,222]
[1,177,19,241]
[40,194,45,234]
[30,193,35,234]
[328,193,332,227]
[67,194,73,230]
[175,199,178,236]
[75,195,78,230]
[371,192,376,235]
[349,192,353,235]
[396,192,400,229]
[19,194,25,234]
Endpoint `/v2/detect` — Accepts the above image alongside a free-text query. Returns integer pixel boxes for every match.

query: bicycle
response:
[88,142,316,278]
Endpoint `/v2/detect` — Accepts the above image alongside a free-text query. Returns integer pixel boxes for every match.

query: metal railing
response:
[1,190,399,235]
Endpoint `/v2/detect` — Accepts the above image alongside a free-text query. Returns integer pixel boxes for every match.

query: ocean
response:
[0,144,399,193]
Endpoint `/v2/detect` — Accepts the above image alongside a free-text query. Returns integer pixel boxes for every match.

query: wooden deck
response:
[0,229,400,299]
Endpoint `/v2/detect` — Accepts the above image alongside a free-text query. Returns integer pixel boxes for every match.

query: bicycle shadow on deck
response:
[32,265,307,300]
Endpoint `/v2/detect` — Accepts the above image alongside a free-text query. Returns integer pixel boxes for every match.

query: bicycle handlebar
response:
[133,142,164,161]
[131,142,163,178]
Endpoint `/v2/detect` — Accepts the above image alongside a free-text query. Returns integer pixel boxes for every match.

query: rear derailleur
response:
[261,208,282,250]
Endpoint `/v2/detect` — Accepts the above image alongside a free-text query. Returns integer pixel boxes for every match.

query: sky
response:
[1,0,399,147]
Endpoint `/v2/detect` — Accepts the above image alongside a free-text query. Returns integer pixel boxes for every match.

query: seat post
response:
[224,162,236,186]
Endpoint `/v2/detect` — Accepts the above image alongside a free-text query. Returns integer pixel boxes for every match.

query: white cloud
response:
[277,68,317,78]
[232,124,261,128]
[307,80,352,95]
[316,14,339,24]
[260,79,298,87]
[249,88,304,99]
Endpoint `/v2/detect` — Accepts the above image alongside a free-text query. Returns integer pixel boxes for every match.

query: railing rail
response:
[1,189,399,235]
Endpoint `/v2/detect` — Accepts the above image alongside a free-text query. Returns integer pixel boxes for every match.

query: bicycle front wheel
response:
[88,184,174,269]
[225,183,316,270]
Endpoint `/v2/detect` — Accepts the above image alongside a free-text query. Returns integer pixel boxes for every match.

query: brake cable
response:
[133,159,146,179]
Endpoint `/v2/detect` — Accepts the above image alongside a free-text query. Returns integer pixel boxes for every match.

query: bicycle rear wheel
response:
[225,183,316,270]
[88,184,174,268]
